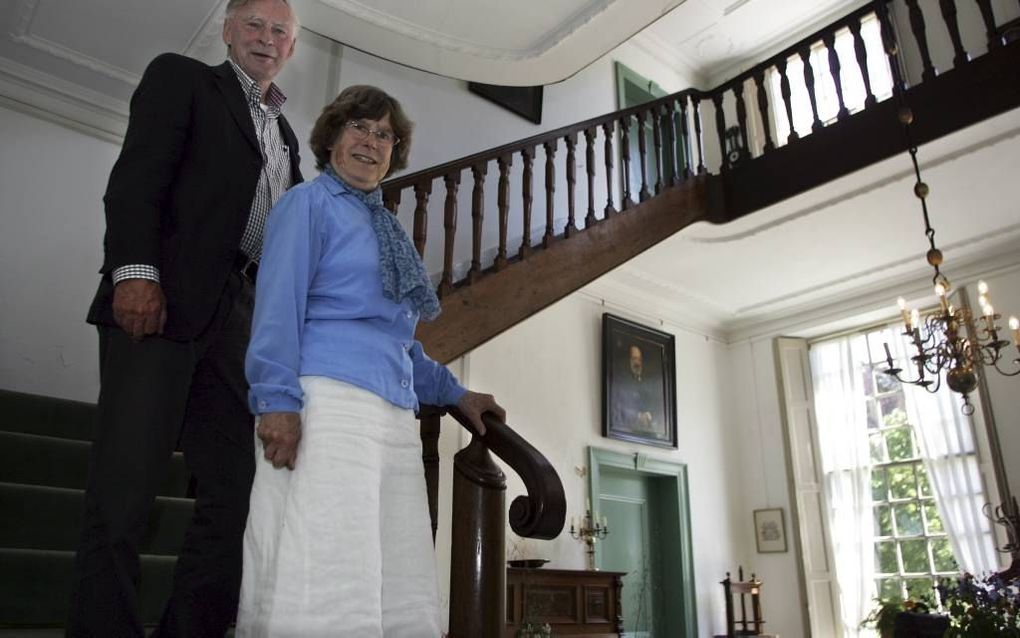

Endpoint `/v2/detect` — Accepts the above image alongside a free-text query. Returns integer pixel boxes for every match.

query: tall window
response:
[808,322,999,636]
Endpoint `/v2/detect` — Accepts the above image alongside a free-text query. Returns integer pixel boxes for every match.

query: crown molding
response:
[0,56,127,141]
[10,0,140,85]
[628,30,704,88]
[723,234,1020,344]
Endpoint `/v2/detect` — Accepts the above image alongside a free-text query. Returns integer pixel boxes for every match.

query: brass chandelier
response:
[880,84,1020,415]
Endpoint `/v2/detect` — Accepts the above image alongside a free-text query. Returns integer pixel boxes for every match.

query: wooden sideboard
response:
[505,567,625,638]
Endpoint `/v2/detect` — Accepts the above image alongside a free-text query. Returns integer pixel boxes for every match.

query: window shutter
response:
[775,337,842,637]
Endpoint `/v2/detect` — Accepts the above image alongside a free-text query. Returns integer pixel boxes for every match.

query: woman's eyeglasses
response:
[345,120,400,147]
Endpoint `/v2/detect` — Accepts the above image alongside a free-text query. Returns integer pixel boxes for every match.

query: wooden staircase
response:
[2,1,1019,635]
[389,0,1020,365]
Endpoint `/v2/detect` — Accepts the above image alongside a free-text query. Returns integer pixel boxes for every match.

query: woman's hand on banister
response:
[456,391,506,436]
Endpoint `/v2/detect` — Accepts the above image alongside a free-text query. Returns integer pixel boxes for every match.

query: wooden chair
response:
[716,567,776,637]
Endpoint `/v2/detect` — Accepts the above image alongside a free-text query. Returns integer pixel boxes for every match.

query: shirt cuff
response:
[112,264,160,284]
[249,388,303,415]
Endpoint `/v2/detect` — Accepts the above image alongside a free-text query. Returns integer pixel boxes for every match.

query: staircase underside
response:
[421,178,709,364]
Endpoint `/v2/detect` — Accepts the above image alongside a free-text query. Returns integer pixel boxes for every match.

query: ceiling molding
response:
[183,0,228,58]
[314,0,619,61]
[293,0,685,85]
[10,0,140,85]
[723,235,1020,343]
[627,30,704,87]
[0,56,127,141]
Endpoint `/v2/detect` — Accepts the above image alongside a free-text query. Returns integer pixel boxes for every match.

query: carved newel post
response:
[449,435,507,637]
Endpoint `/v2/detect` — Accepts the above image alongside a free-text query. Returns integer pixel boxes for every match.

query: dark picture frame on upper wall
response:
[602,313,677,449]
[467,82,543,125]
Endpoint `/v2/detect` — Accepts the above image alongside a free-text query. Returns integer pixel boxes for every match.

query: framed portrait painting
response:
[601,313,677,448]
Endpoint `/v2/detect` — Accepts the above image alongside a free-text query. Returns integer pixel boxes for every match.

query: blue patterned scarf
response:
[324,166,441,321]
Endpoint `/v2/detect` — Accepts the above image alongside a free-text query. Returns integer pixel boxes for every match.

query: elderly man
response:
[67,1,302,635]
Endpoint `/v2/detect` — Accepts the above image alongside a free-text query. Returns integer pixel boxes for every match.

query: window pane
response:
[875,370,899,394]
[875,504,893,536]
[882,405,908,428]
[871,468,888,500]
[885,427,914,461]
[923,503,944,534]
[900,539,929,572]
[894,503,923,536]
[867,400,880,430]
[905,577,934,601]
[861,365,876,395]
[870,432,886,463]
[875,541,898,574]
[931,538,957,572]
[889,466,917,499]
[917,469,932,497]
[878,578,903,601]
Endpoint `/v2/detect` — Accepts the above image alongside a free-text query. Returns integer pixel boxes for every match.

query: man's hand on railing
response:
[456,391,505,436]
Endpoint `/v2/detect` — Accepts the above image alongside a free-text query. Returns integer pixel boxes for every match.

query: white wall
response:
[448,291,747,637]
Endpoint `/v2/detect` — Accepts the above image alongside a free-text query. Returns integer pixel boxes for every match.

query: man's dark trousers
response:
[67,273,255,638]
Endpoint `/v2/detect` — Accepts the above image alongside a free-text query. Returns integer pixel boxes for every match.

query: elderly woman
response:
[237,85,503,637]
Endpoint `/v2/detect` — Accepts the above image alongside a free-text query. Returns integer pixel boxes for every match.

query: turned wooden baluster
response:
[975,0,1003,49]
[660,101,677,188]
[469,163,486,283]
[564,132,577,238]
[711,92,727,171]
[692,96,707,174]
[776,57,799,143]
[412,181,431,258]
[849,17,877,108]
[602,120,617,216]
[753,71,775,153]
[494,154,511,271]
[679,96,693,178]
[798,45,824,132]
[519,146,534,259]
[636,110,651,201]
[733,82,749,161]
[939,0,970,68]
[439,171,460,298]
[905,0,938,81]
[584,127,597,228]
[823,32,850,121]
[876,0,906,92]
[383,189,401,214]
[651,106,664,194]
[542,140,556,248]
[618,115,633,209]
[419,407,442,542]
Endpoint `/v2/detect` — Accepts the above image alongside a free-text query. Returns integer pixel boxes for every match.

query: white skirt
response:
[236,376,441,638]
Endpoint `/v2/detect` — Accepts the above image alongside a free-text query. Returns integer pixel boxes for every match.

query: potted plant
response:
[938,572,1020,637]
[862,594,941,638]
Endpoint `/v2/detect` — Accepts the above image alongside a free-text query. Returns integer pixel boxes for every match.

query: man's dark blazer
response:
[88,53,303,341]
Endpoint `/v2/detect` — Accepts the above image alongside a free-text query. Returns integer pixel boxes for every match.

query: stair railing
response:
[382,0,1017,316]
[418,406,566,638]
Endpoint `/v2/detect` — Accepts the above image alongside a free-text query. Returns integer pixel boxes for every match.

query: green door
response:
[599,469,659,637]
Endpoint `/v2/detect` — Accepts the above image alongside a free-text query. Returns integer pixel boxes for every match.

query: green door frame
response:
[588,446,698,637]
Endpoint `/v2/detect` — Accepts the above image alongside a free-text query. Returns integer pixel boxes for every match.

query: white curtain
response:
[810,337,876,638]
[886,327,1000,574]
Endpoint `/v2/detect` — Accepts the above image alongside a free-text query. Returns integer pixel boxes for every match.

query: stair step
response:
[0,548,175,627]
[0,431,189,496]
[0,391,97,442]
[0,483,192,555]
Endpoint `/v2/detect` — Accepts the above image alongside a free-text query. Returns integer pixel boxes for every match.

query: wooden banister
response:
[417,406,566,637]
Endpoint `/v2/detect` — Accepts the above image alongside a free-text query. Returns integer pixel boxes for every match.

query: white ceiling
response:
[2,0,1016,342]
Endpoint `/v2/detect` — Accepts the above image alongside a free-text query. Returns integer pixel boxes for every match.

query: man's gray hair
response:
[225,0,300,31]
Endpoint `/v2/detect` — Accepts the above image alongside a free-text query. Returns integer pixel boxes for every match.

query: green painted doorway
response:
[589,447,698,637]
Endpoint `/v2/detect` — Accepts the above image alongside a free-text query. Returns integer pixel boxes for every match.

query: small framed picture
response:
[601,313,677,449]
[753,508,787,553]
